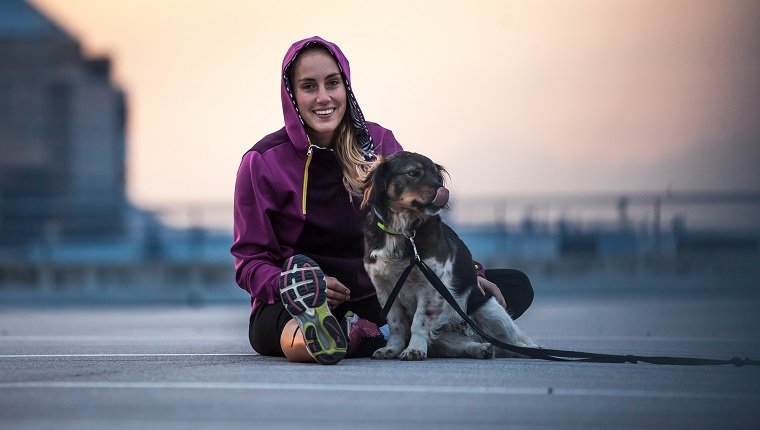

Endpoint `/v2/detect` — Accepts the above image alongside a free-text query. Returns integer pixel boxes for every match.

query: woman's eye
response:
[301,83,315,91]
[327,79,341,88]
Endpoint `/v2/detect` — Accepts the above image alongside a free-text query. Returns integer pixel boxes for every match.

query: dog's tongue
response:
[432,186,449,207]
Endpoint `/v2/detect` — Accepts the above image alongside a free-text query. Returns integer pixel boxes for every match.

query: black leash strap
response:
[381,258,759,367]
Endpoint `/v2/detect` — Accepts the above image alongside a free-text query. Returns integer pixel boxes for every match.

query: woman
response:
[231,36,534,364]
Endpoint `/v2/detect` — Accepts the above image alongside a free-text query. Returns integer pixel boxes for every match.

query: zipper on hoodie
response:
[302,143,314,215]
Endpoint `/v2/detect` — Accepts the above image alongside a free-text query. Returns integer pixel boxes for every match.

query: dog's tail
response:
[470,299,538,357]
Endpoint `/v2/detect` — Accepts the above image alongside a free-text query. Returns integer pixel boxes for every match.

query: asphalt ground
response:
[1,287,759,430]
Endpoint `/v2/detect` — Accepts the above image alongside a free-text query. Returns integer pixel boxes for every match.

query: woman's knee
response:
[508,270,534,319]
[249,303,290,357]
[486,268,534,319]
[249,319,283,356]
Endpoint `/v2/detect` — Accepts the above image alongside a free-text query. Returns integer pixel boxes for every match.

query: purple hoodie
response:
[231,36,403,313]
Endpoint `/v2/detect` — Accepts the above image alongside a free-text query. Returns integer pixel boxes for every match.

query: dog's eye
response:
[407,170,420,178]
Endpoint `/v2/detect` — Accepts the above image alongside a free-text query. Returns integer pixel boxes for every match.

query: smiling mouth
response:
[314,108,335,116]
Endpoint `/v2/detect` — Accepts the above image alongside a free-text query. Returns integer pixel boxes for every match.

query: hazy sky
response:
[30,0,760,207]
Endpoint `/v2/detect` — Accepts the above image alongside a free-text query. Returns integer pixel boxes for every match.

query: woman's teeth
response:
[314,108,335,115]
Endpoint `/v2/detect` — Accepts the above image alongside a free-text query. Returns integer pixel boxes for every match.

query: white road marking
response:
[0,335,754,343]
[0,381,756,400]
[0,353,255,358]
[0,335,755,343]
[0,336,242,341]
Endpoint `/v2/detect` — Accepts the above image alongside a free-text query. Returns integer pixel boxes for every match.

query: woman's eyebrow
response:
[296,73,341,84]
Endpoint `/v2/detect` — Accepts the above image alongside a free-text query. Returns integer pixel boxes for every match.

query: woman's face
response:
[291,49,347,147]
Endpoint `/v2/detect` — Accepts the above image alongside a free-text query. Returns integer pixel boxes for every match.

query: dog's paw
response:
[399,347,427,361]
[372,346,401,360]
[475,343,495,359]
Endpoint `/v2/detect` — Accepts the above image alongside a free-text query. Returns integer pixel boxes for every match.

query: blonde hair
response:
[333,114,374,196]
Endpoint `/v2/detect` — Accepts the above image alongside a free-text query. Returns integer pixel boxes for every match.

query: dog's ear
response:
[435,163,449,185]
[360,157,386,211]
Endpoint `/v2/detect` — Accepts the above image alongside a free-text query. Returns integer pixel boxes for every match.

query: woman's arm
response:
[230,151,286,305]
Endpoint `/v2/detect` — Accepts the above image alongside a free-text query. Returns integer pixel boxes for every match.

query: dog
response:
[361,151,536,360]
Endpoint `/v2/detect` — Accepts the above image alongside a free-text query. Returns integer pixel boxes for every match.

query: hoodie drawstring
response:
[302,144,314,215]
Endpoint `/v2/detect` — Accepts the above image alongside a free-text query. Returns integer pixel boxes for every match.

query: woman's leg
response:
[248,301,317,362]
[279,255,347,364]
[250,255,351,363]
[248,301,291,357]
[484,269,534,319]
[249,293,387,359]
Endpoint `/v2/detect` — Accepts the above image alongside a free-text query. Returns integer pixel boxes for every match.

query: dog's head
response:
[361,151,449,220]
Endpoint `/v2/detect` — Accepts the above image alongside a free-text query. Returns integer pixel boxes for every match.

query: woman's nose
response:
[316,85,330,102]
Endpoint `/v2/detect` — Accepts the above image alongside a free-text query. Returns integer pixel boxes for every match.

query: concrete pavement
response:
[1,288,759,429]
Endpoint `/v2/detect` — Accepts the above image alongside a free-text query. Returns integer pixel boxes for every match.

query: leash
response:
[378,229,759,367]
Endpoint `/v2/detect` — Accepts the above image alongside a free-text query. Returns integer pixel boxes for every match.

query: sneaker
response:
[342,311,387,358]
[279,254,346,364]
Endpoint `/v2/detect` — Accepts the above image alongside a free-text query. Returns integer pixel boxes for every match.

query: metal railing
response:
[0,191,757,294]
[0,191,757,263]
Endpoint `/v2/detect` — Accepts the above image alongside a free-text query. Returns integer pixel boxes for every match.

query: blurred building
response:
[0,0,127,248]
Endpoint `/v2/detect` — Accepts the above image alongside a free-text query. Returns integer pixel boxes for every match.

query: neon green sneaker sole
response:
[279,254,347,364]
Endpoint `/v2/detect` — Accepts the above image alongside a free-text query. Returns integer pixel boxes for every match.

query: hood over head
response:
[281,36,374,159]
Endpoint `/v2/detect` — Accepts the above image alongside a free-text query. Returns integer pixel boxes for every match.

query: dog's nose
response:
[432,186,449,207]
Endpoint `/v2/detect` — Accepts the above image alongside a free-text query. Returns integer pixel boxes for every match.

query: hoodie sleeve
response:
[230,151,286,305]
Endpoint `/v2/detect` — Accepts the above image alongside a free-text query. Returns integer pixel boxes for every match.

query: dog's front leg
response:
[371,304,409,360]
[399,298,436,361]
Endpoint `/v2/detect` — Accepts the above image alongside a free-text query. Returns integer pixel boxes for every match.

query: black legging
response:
[248,268,534,357]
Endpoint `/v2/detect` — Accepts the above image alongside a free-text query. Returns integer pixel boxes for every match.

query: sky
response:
[29,0,760,209]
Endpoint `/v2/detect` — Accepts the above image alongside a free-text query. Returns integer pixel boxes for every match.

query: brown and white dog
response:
[361,151,536,360]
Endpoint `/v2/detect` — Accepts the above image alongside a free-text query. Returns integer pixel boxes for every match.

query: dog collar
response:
[373,210,420,261]
[375,220,405,236]
[373,209,410,236]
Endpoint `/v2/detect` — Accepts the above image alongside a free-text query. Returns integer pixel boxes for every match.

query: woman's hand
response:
[477,276,507,309]
[324,275,351,309]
